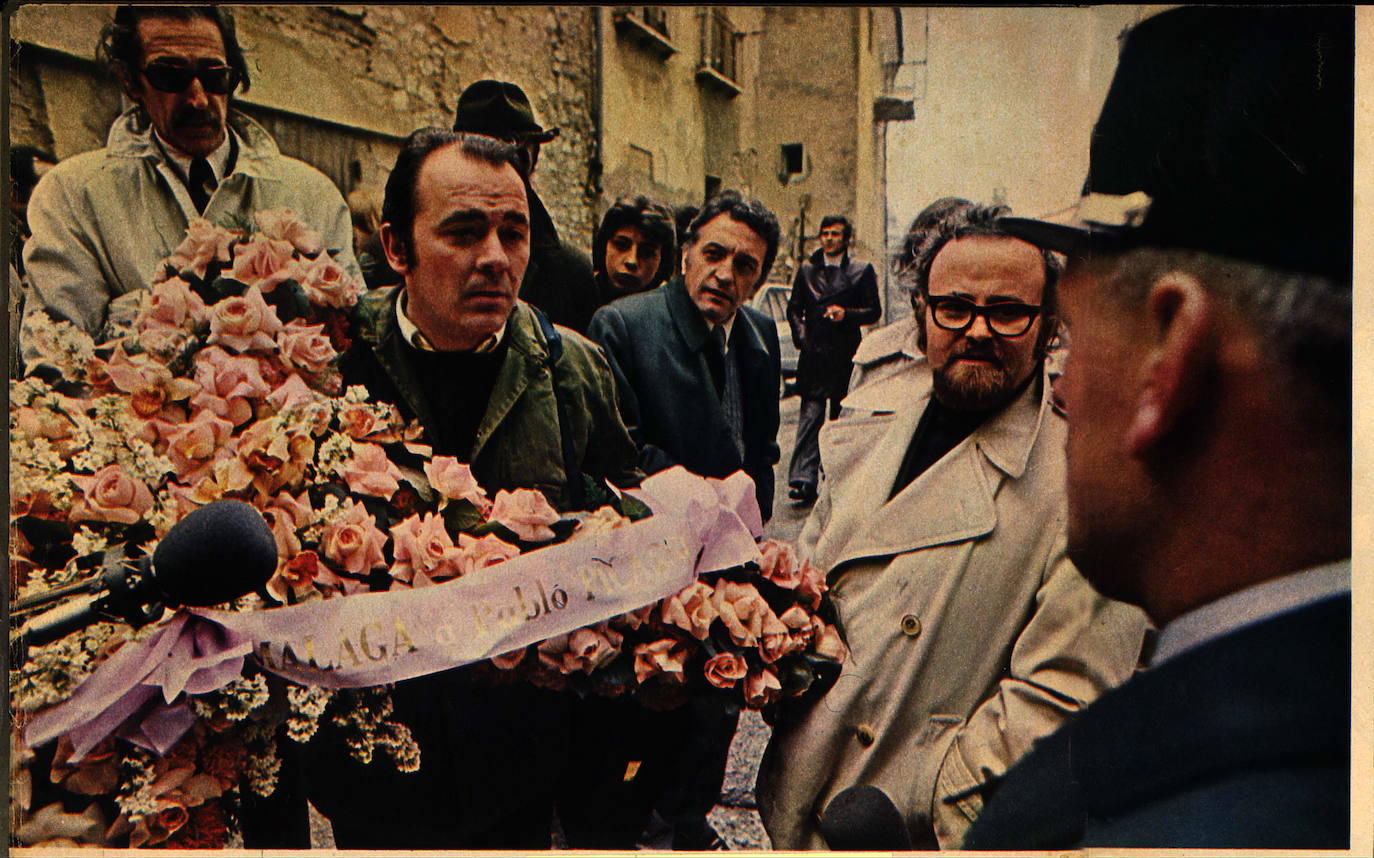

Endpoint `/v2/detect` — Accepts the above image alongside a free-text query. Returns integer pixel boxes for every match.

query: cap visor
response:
[999,212,1135,259]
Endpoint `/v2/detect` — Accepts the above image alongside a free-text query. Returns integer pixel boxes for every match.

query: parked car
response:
[749,283,798,396]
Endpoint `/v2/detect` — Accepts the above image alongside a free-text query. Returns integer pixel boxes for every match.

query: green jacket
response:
[341,287,641,506]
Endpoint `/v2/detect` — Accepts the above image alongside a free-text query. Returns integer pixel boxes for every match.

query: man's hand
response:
[823,305,846,322]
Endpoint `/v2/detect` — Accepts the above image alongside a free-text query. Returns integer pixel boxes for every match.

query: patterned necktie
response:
[188,157,216,214]
[714,325,745,458]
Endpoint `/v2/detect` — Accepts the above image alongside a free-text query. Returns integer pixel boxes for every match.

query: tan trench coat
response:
[757,361,1148,849]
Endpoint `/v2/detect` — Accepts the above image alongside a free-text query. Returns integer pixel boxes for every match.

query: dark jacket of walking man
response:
[785,215,880,502]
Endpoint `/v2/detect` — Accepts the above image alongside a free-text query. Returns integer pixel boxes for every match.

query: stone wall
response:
[8,4,600,247]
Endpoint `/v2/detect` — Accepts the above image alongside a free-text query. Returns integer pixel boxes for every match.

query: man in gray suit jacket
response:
[573,191,782,850]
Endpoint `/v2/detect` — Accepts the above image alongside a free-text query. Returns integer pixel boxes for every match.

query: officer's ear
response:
[379,223,411,278]
[1126,271,1216,458]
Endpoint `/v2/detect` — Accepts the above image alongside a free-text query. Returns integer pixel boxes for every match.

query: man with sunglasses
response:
[20,6,355,366]
[757,203,1145,850]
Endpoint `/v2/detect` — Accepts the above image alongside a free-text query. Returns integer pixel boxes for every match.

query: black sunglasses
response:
[927,295,1042,338]
[141,61,241,95]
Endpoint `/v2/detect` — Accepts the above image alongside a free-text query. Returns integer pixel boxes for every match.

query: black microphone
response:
[16,500,277,650]
[820,784,913,851]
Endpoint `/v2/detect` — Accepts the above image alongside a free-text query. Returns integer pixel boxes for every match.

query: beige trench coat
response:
[757,361,1147,849]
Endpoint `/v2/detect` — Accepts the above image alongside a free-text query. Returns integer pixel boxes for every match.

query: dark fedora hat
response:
[452,79,560,144]
[1001,6,1353,283]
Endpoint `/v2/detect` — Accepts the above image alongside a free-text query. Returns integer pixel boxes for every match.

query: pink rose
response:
[390,512,462,582]
[102,344,200,419]
[454,532,520,578]
[192,347,274,426]
[744,667,782,708]
[137,325,195,359]
[340,442,403,500]
[758,538,802,589]
[267,550,325,603]
[228,233,299,293]
[660,581,719,641]
[254,208,322,256]
[164,218,236,279]
[209,285,284,353]
[70,464,155,524]
[164,410,234,483]
[703,652,749,689]
[489,488,560,542]
[709,580,773,646]
[137,276,209,331]
[424,457,490,510]
[13,406,75,442]
[337,403,384,439]
[266,374,317,413]
[633,638,689,684]
[261,491,314,559]
[297,252,362,309]
[321,500,388,577]
[276,321,338,375]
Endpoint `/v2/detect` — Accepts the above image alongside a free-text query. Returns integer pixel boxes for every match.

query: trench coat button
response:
[901,614,922,638]
[855,723,876,747]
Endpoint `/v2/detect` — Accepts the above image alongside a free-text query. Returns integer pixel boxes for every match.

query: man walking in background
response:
[785,215,880,503]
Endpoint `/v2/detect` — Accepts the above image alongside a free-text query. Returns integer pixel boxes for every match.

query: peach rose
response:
[813,622,847,662]
[297,252,363,309]
[102,344,200,419]
[778,604,816,649]
[340,442,403,500]
[164,218,236,279]
[69,464,154,524]
[164,410,234,482]
[709,580,773,646]
[137,276,209,331]
[703,652,749,689]
[13,405,75,442]
[660,580,719,641]
[137,324,195,360]
[633,638,689,684]
[276,320,338,375]
[758,538,802,589]
[612,603,657,631]
[390,512,462,582]
[228,233,298,294]
[261,490,314,559]
[424,457,491,510]
[232,420,313,498]
[489,488,560,542]
[758,610,796,663]
[744,667,782,708]
[321,500,388,577]
[562,626,623,674]
[208,285,283,353]
[455,532,520,578]
[267,550,323,603]
[489,646,528,670]
[337,403,384,439]
[192,347,273,426]
[798,559,828,611]
[254,208,323,256]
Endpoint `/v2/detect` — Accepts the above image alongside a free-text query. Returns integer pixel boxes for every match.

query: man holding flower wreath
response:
[291,128,641,850]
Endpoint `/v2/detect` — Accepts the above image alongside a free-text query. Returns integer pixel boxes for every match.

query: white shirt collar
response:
[713,314,737,354]
[1150,558,1351,667]
[152,128,237,221]
[396,290,505,353]
[823,251,845,267]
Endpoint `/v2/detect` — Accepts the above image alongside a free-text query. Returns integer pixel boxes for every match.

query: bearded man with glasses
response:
[757,203,1147,850]
[19,6,356,368]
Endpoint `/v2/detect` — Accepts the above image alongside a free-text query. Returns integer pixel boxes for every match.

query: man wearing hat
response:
[453,79,601,333]
[964,6,1353,849]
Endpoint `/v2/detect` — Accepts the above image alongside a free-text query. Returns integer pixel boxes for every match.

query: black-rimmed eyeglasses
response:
[141,61,242,95]
[927,295,1041,338]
